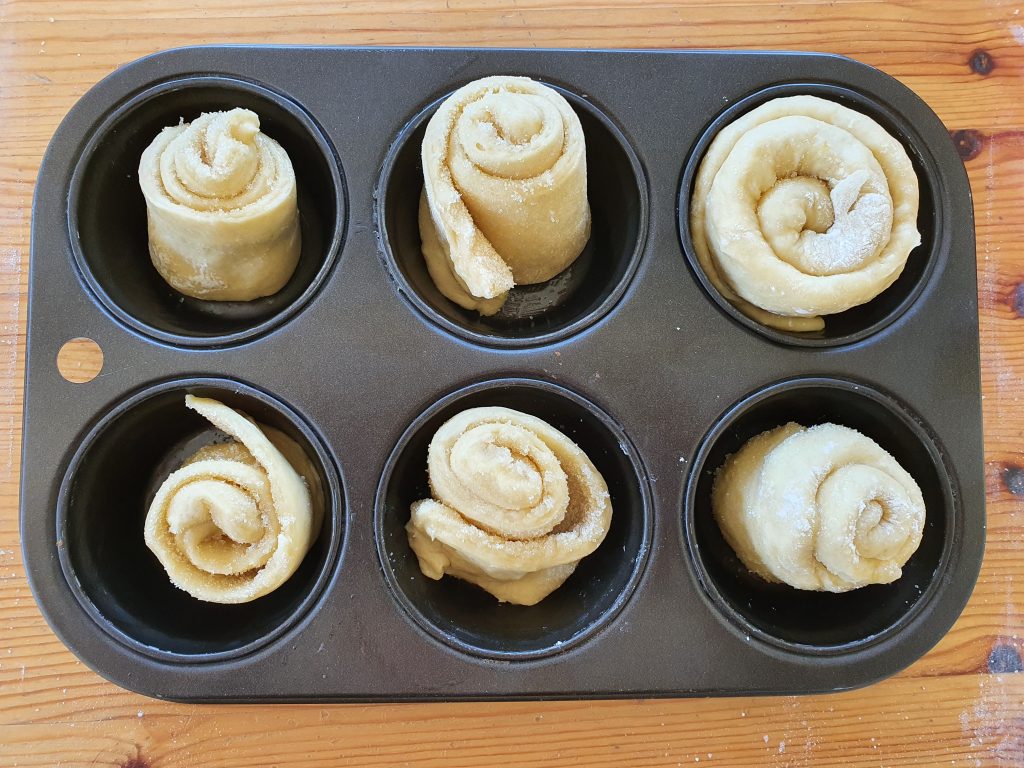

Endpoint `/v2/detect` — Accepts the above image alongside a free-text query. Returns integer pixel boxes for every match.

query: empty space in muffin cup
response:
[685,377,955,653]
[376,83,648,348]
[678,82,943,348]
[56,378,343,660]
[375,378,652,659]
[69,76,344,346]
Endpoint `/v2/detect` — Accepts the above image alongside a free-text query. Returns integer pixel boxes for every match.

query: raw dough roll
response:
[139,108,301,301]
[690,96,920,332]
[712,422,926,592]
[144,396,318,603]
[407,406,611,605]
[420,76,591,315]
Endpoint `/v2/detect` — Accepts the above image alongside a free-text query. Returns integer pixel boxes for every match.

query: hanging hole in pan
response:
[56,338,103,383]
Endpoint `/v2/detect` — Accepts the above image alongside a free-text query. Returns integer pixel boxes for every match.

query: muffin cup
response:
[376,83,648,349]
[375,378,653,660]
[685,376,957,653]
[56,377,345,661]
[69,76,346,347]
[678,82,944,348]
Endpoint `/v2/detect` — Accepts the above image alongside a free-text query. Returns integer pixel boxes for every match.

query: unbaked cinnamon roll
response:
[139,108,300,301]
[144,396,318,603]
[712,422,926,592]
[407,406,611,605]
[690,95,920,331]
[420,76,591,315]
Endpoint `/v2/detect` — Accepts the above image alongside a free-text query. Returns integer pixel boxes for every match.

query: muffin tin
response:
[22,46,984,701]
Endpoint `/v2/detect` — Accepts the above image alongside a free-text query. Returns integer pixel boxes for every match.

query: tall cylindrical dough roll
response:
[420,76,591,315]
[407,406,611,605]
[139,108,301,301]
[144,396,318,603]
[712,422,926,592]
[690,95,920,332]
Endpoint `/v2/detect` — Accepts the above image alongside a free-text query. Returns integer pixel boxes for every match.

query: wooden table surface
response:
[2,1,1022,765]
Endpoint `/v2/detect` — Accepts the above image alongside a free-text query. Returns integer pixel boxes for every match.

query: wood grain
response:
[1,0,1023,765]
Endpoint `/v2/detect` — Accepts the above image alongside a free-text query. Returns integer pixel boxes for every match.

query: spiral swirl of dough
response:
[139,108,300,301]
[144,396,317,603]
[420,76,591,315]
[690,96,921,332]
[712,422,926,592]
[406,407,611,605]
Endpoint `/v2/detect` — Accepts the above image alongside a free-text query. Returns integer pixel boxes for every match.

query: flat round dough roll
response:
[139,108,301,301]
[690,95,921,331]
[420,75,591,315]
[712,422,926,592]
[144,396,318,603]
[406,406,611,605]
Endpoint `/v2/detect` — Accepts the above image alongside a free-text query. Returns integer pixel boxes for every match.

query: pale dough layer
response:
[712,422,926,592]
[420,75,591,315]
[144,396,318,603]
[407,406,611,605]
[139,108,301,301]
[690,95,921,331]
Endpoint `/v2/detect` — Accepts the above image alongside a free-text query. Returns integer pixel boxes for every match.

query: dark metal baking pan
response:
[21,46,983,701]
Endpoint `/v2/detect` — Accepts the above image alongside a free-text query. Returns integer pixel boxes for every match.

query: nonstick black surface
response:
[22,47,983,701]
